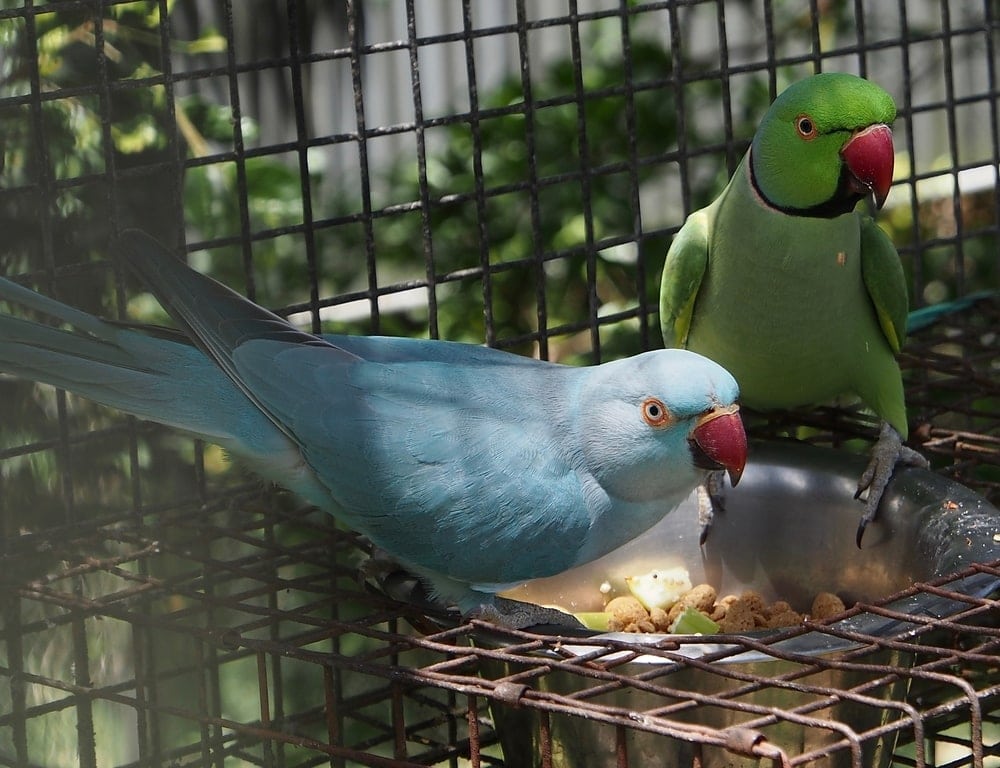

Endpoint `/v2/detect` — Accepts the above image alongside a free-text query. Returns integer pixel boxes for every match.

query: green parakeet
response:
[659,72,926,545]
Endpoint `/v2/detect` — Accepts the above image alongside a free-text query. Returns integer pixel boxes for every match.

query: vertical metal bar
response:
[938,1,966,296]
[3,593,29,766]
[404,0,439,339]
[896,0,924,309]
[130,622,152,768]
[762,0,778,100]
[808,0,822,70]
[71,580,97,768]
[257,650,275,768]
[24,0,74,526]
[466,694,480,768]
[667,3,691,216]
[615,723,628,767]
[538,710,553,768]
[692,742,704,768]
[566,0,600,361]
[347,0,381,334]
[983,0,1000,290]
[222,0,256,299]
[391,681,407,760]
[194,10,250,768]
[514,0,549,359]
[323,664,344,768]
[854,0,868,78]
[157,0,187,253]
[286,0,322,334]
[71,6,112,767]
[444,624,459,768]
[264,518,285,768]
[461,0,496,347]
[714,1,736,174]
[20,0,53,273]
[617,2,648,351]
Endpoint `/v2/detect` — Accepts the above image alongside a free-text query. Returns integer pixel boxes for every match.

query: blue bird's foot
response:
[697,470,729,545]
[359,547,403,582]
[854,421,929,547]
[472,596,585,630]
[385,567,586,630]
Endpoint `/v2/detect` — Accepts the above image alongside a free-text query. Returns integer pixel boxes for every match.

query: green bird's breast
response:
[686,171,896,412]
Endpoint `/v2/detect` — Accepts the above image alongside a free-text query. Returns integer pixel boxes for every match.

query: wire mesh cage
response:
[0,1,998,766]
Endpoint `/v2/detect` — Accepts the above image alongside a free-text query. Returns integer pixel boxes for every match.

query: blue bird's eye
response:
[641,397,672,428]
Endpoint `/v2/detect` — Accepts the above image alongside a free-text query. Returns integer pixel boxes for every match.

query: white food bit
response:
[599,581,612,595]
[624,566,693,611]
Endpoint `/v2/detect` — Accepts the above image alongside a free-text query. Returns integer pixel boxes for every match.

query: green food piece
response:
[669,607,720,635]
[575,612,611,631]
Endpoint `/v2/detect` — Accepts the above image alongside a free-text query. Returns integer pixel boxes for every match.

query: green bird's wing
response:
[659,208,710,349]
[859,216,908,354]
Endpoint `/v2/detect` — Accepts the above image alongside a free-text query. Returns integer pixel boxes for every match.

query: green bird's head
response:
[750,72,897,217]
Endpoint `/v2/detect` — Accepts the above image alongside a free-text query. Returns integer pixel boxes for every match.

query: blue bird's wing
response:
[325,334,542,367]
[117,231,594,586]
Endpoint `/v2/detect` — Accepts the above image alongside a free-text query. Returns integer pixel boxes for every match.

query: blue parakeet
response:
[0,230,747,628]
[659,72,927,545]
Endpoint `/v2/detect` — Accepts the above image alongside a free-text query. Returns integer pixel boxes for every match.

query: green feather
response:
[859,217,908,354]
[659,208,710,348]
[751,73,896,211]
[659,73,909,437]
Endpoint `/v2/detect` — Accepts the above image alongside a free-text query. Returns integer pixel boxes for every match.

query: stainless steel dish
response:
[482,441,1000,767]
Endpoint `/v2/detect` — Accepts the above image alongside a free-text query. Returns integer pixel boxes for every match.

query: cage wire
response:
[0,0,998,766]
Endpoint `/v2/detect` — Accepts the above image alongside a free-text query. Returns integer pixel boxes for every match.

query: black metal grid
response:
[1,1,998,766]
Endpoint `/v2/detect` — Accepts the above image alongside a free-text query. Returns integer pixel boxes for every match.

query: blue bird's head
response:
[577,349,746,505]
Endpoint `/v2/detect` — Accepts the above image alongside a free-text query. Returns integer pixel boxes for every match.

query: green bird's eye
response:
[796,115,817,139]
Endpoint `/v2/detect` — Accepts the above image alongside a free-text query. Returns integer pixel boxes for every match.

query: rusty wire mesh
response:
[1,0,999,766]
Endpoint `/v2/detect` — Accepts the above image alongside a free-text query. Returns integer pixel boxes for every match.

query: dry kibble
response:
[606,596,652,632]
[766,600,793,618]
[718,600,755,632]
[739,590,767,615]
[718,594,739,608]
[683,584,718,613]
[709,604,728,622]
[594,574,845,635]
[766,609,804,628]
[633,616,656,633]
[710,594,739,622]
[667,583,718,623]
[811,592,846,619]
[666,600,686,624]
[649,606,673,632]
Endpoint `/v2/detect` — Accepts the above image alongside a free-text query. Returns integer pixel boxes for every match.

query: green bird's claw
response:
[855,422,929,547]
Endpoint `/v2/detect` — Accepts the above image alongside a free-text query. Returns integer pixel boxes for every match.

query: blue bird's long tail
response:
[906,291,995,334]
[0,273,282,456]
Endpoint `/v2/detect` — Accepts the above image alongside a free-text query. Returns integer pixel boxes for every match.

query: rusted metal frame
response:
[393,651,871,760]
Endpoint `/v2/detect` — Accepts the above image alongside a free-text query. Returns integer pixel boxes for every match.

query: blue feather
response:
[905,291,995,333]
[0,230,746,625]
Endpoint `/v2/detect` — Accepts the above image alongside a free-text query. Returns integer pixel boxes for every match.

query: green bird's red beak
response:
[841,123,894,208]
[689,405,747,486]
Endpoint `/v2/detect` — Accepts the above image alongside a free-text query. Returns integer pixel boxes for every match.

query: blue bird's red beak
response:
[689,406,747,486]
[841,123,894,209]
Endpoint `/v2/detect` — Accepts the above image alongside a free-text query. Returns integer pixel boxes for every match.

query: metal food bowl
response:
[481,441,1000,768]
